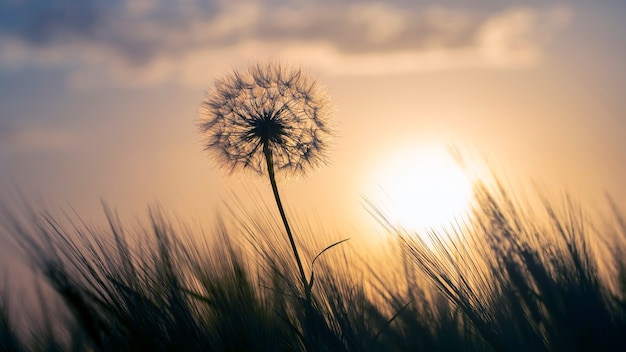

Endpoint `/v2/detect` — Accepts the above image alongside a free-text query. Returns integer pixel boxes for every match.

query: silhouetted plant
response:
[198,62,335,305]
[3,175,626,350]
[396,181,626,351]
[1,290,24,352]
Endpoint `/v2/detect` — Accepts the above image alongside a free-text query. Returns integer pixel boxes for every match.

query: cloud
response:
[0,1,572,87]
[0,0,104,44]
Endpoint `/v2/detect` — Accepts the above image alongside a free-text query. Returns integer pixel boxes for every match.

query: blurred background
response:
[1,0,625,278]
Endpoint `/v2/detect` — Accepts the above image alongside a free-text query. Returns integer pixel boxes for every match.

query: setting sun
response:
[2,1,626,350]
[370,146,474,233]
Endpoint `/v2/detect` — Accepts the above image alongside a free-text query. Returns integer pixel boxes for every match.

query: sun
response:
[369,146,475,234]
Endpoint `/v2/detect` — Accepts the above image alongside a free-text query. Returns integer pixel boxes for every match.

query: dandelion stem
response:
[263,145,311,303]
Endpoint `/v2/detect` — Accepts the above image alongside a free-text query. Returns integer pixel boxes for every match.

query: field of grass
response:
[1,178,626,351]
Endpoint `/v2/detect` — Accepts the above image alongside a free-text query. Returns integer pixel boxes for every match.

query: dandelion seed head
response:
[199,62,335,178]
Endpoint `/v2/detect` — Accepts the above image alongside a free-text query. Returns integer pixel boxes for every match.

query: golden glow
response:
[370,146,474,235]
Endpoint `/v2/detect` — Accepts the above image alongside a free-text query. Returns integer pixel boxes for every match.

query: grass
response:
[1,178,626,351]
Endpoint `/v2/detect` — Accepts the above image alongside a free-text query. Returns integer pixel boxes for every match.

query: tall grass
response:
[399,181,626,351]
[1,179,626,351]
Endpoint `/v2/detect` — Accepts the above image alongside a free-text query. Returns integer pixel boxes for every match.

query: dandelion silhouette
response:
[199,62,335,303]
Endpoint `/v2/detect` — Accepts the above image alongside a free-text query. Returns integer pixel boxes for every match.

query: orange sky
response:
[1,1,626,253]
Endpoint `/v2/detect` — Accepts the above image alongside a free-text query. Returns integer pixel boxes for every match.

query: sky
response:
[1,0,626,263]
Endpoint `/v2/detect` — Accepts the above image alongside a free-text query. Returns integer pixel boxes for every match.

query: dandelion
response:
[198,62,335,302]
[199,63,334,177]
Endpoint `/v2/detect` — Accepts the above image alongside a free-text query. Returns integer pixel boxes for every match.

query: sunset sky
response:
[1,0,625,251]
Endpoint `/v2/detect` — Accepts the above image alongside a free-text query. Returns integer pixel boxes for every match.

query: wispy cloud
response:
[0,1,572,87]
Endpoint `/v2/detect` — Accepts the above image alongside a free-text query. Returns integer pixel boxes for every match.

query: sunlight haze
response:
[1,0,625,257]
[367,145,475,233]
